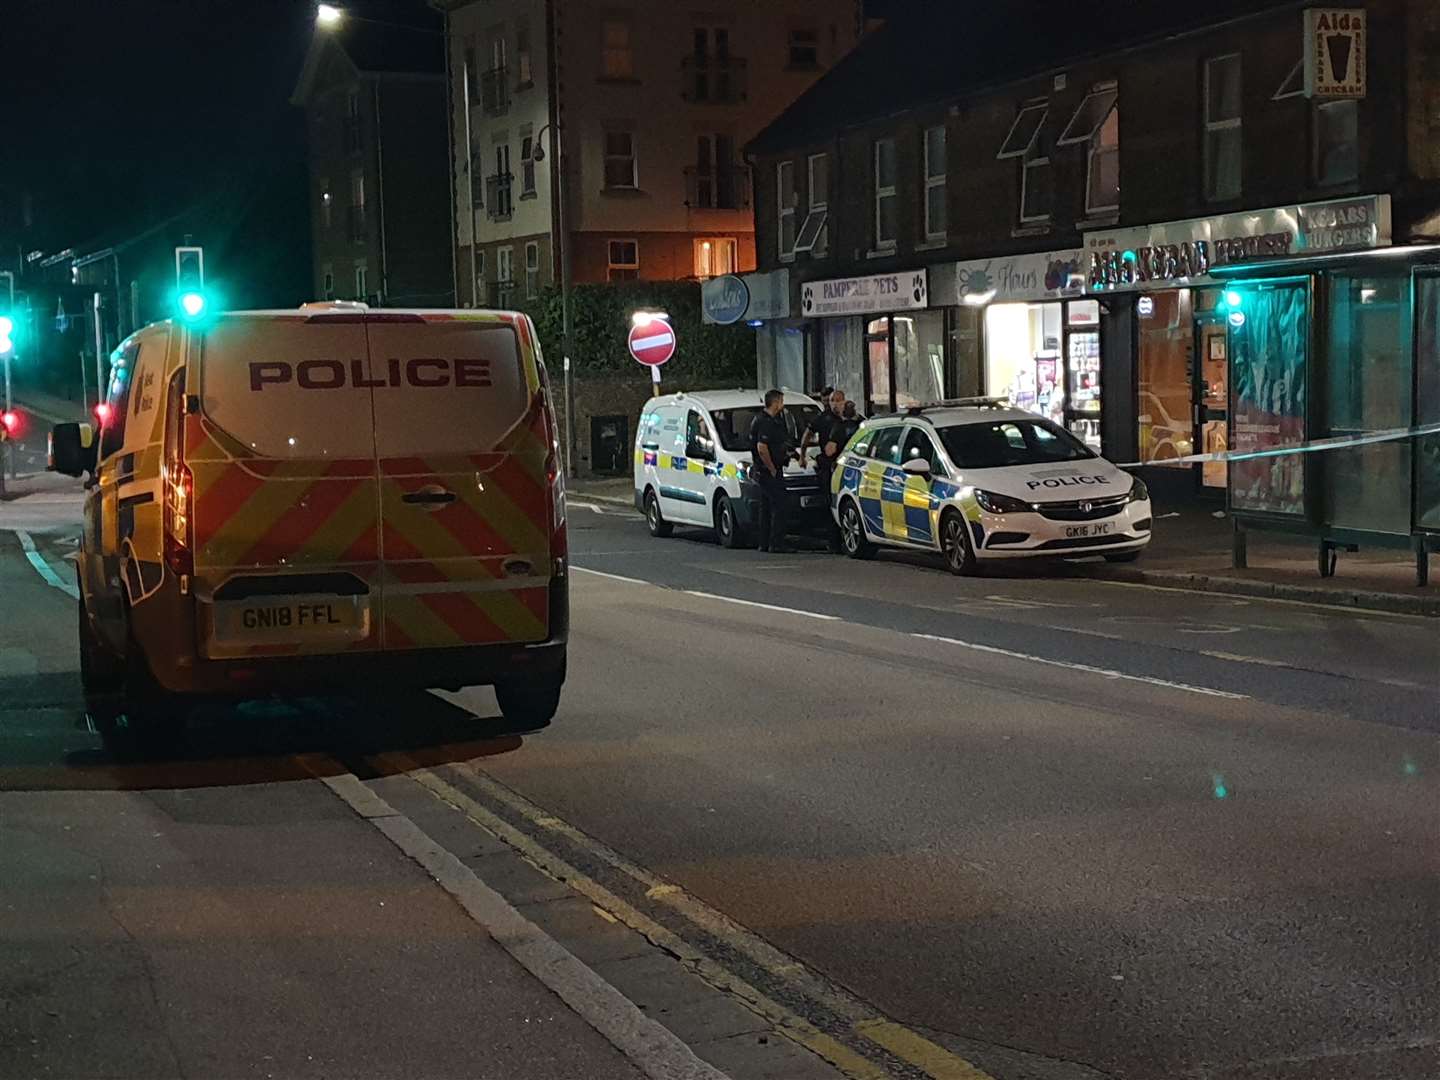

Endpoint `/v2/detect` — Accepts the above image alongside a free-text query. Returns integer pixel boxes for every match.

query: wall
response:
[378,78,453,305]
[569,231,756,283]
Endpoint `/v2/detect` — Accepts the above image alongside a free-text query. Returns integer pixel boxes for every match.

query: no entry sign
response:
[628,319,676,367]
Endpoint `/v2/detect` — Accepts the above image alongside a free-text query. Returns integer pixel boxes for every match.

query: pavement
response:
[568,476,1440,616]
[2,459,1436,1080]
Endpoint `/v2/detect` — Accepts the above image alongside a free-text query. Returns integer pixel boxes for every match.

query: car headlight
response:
[974,489,1033,514]
[1127,476,1150,503]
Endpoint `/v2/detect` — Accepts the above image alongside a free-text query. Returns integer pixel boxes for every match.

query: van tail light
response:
[162,370,194,577]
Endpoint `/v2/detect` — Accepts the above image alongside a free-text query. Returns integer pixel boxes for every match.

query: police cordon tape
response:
[1118,420,1440,469]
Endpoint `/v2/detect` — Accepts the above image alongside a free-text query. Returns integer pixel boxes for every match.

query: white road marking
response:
[317,772,732,1080]
[569,501,611,514]
[682,590,840,621]
[911,632,1249,700]
[573,566,652,587]
[14,530,80,599]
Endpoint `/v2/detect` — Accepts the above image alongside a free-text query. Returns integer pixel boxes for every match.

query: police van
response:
[633,389,827,546]
[49,302,568,747]
[834,400,1152,573]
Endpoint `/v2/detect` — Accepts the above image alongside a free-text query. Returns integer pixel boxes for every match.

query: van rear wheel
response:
[495,667,564,728]
[644,489,673,538]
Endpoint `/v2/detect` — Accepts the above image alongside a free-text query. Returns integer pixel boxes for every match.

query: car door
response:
[898,426,945,548]
[368,313,551,651]
[654,406,702,523]
[860,425,903,540]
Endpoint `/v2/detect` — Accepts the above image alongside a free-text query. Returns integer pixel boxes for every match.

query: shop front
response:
[1083,193,1392,495]
[949,249,1103,450]
[796,269,941,415]
[701,269,799,391]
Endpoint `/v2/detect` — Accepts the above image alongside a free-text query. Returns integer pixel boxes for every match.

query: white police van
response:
[833,400,1152,573]
[634,389,827,546]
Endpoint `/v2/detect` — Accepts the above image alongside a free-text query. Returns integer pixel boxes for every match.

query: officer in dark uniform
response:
[748,388,792,553]
[809,389,848,551]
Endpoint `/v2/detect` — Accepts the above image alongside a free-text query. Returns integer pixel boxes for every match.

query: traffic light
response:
[175,246,207,321]
[0,409,18,440]
[0,315,13,357]
[93,401,113,426]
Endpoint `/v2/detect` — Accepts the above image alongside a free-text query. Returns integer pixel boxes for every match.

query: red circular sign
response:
[627,319,676,367]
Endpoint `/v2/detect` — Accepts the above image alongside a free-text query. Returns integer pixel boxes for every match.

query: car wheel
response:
[1104,550,1141,563]
[941,511,978,576]
[495,667,564,728]
[715,494,746,549]
[839,499,876,560]
[644,489,673,538]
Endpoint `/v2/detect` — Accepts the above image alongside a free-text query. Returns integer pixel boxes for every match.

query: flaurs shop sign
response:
[1084,194,1391,292]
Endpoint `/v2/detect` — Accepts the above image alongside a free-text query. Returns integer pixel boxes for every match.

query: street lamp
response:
[533,122,575,477]
[316,4,344,28]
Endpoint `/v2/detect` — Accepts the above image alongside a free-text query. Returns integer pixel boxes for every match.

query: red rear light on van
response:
[162,370,194,577]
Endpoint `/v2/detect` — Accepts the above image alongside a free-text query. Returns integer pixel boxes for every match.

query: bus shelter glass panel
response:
[1324,272,1411,535]
[1416,275,1440,532]
[1227,280,1308,515]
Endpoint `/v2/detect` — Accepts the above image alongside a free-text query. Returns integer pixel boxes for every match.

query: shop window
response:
[894,310,945,408]
[777,160,797,260]
[984,302,1063,425]
[1313,99,1358,186]
[866,317,892,414]
[823,317,864,404]
[922,125,946,240]
[795,153,828,255]
[607,239,639,281]
[603,129,637,189]
[1136,290,1195,469]
[1059,82,1119,216]
[1204,54,1243,202]
[873,137,897,249]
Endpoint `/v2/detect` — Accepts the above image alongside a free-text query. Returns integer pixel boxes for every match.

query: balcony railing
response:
[481,66,510,115]
[684,164,751,211]
[486,173,514,220]
[347,205,368,243]
[680,56,747,104]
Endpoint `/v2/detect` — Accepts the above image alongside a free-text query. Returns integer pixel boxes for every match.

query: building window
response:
[999,101,1053,226]
[482,30,510,115]
[1273,58,1304,100]
[474,249,487,305]
[1204,54,1242,202]
[687,26,741,104]
[1314,98,1358,186]
[602,19,633,80]
[320,182,332,228]
[345,90,362,153]
[923,125,946,240]
[788,27,819,69]
[488,143,513,220]
[355,263,368,300]
[873,137,897,249]
[794,152,828,255]
[525,241,540,298]
[520,131,537,196]
[322,267,334,299]
[349,172,366,242]
[692,134,739,209]
[608,239,639,281]
[777,160,797,260]
[496,246,514,306]
[516,21,533,88]
[603,129,637,189]
[694,238,737,279]
[1058,82,1119,216]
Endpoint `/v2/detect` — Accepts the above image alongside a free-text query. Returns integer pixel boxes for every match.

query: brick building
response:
[292,12,453,306]
[744,0,1440,500]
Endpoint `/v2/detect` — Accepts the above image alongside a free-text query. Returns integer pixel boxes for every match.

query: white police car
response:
[833,400,1151,573]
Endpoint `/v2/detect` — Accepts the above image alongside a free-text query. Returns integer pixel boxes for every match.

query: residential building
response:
[744,0,1440,502]
[432,0,863,306]
[292,12,453,306]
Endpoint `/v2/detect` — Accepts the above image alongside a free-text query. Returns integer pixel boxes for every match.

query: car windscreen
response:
[938,418,1096,469]
[710,405,819,453]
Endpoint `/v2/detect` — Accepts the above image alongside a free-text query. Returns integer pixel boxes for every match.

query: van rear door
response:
[191,314,382,659]
[366,313,552,651]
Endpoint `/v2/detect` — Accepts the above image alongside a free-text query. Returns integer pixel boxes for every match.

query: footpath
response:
[568,476,1440,618]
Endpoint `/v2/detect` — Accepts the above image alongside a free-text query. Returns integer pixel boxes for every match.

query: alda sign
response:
[1304,8,1366,98]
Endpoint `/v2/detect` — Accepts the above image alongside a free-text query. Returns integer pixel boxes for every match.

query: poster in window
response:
[1228,283,1308,514]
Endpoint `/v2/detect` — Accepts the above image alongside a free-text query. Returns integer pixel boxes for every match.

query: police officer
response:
[811,389,849,551]
[748,388,792,554]
[798,386,836,465]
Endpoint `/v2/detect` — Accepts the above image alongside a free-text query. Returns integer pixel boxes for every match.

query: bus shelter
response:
[1211,245,1440,585]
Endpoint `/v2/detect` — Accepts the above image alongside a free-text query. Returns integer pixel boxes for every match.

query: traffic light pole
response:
[93,292,105,406]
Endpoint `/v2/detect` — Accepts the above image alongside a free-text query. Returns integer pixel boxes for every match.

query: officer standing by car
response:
[748,389,792,553]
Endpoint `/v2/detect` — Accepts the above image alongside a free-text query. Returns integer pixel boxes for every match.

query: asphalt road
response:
[1,496,1436,1080]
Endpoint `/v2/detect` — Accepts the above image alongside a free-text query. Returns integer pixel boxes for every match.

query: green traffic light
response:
[179,291,207,319]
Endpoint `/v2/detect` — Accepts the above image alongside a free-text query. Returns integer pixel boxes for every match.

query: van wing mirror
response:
[49,422,97,478]
[901,456,932,476]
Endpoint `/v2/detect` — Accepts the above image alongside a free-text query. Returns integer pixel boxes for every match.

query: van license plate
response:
[1064,522,1116,540]
[212,597,368,645]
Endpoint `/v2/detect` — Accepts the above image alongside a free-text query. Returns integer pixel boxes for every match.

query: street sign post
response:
[628,315,675,389]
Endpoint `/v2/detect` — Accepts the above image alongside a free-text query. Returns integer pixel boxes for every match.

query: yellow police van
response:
[633,389,826,546]
[50,303,568,748]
